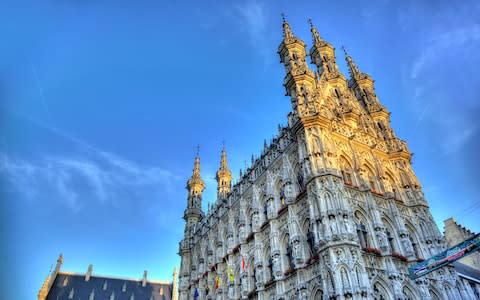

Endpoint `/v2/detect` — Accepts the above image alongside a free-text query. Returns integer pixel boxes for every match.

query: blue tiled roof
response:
[47,273,172,300]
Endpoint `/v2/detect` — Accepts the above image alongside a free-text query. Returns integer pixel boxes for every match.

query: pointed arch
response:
[322,189,337,213]
[405,221,423,259]
[402,284,419,300]
[381,216,400,253]
[383,169,401,200]
[263,245,272,283]
[302,218,314,255]
[311,287,323,300]
[340,157,355,187]
[429,287,443,300]
[337,265,352,290]
[354,209,373,249]
[362,161,378,192]
[353,264,363,288]
[372,278,393,300]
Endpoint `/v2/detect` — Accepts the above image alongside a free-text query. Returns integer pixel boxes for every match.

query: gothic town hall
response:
[178,19,479,300]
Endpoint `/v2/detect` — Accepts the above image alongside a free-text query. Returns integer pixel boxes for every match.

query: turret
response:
[343,47,386,114]
[308,20,343,81]
[184,151,205,232]
[277,15,316,115]
[215,145,232,200]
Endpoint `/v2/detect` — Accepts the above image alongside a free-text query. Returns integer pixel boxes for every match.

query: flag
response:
[241,256,246,272]
[228,265,234,283]
[193,288,199,300]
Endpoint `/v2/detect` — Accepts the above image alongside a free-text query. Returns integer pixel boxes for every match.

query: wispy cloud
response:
[235,1,266,43]
[442,125,477,155]
[411,24,480,79]
[1,151,180,213]
[1,114,181,213]
[233,0,271,64]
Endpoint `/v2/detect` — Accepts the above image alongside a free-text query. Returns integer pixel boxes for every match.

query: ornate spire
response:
[342,46,365,80]
[281,13,294,41]
[187,150,205,198]
[308,19,322,45]
[216,144,232,199]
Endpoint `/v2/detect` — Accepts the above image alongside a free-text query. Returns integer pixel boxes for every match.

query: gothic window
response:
[373,282,390,300]
[362,88,371,103]
[410,236,421,259]
[342,170,353,186]
[354,266,362,287]
[303,219,314,254]
[402,286,417,300]
[356,223,368,249]
[264,248,272,283]
[363,165,377,193]
[287,244,294,269]
[369,179,376,192]
[386,230,395,252]
[313,289,323,300]
[296,170,305,191]
[429,289,442,300]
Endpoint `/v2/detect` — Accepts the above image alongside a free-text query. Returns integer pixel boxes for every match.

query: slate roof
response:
[453,262,480,283]
[46,272,173,300]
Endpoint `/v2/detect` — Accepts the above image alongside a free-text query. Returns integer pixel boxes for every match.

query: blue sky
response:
[1,0,479,298]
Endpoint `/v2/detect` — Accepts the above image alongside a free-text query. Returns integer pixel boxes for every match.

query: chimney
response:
[142,270,147,287]
[85,264,93,282]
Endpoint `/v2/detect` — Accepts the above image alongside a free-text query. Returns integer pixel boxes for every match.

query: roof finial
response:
[281,13,294,40]
[342,45,348,57]
[196,145,200,157]
[309,19,322,44]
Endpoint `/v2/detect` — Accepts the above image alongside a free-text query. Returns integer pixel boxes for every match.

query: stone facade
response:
[178,19,478,300]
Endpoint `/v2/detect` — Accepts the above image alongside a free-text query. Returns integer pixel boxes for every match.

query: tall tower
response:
[184,153,205,231]
[278,15,316,116]
[179,153,205,300]
[216,145,232,200]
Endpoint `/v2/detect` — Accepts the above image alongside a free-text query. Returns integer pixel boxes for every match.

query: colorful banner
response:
[408,233,480,280]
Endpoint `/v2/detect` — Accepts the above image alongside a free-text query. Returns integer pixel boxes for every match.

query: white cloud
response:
[235,1,267,44]
[411,24,480,79]
[442,125,477,155]
[0,151,180,213]
[233,0,272,64]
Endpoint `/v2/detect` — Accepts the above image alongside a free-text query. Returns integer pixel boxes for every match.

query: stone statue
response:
[238,225,245,242]
[291,239,303,263]
[252,211,260,231]
[376,230,388,250]
[308,131,321,156]
[255,265,263,287]
[343,216,351,234]
[401,237,414,256]
[272,252,282,278]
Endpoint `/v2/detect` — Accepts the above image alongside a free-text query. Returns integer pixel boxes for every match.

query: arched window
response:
[339,156,353,186]
[282,234,293,272]
[355,211,370,249]
[312,289,323,300]
[405,225,422,260]
[402,285,417,300]
[373,281,391,300]
[382,218,398,253]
